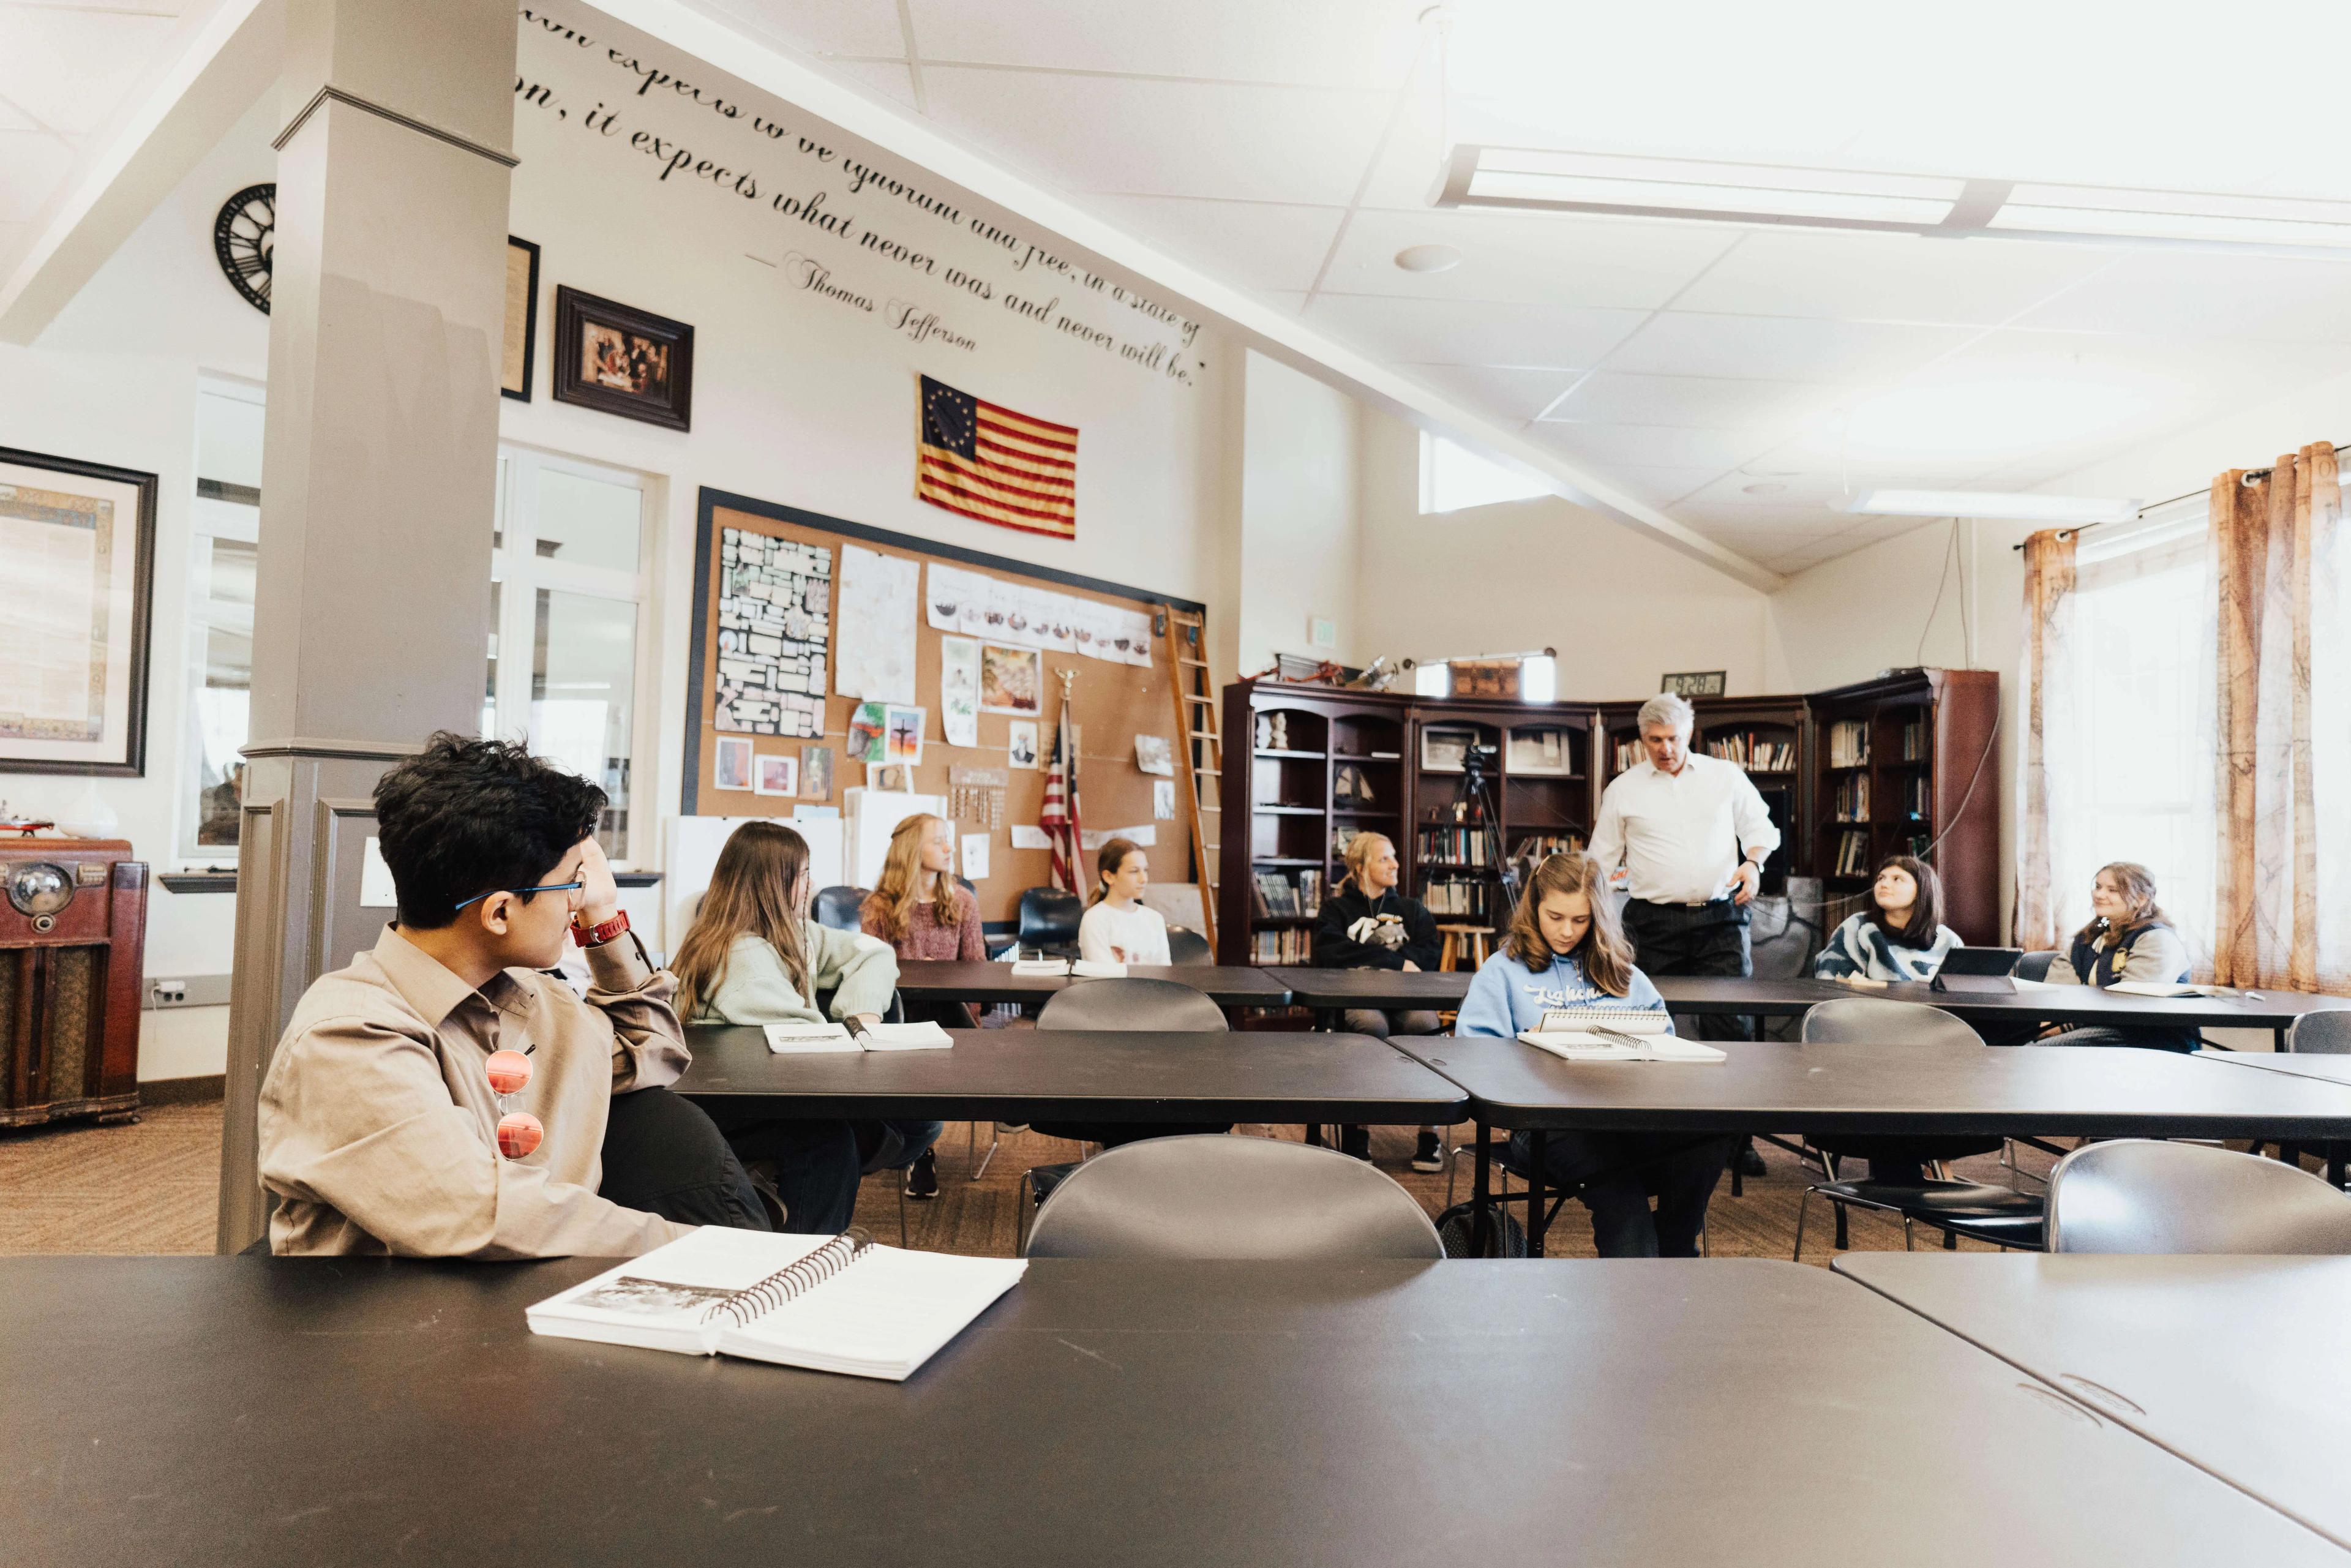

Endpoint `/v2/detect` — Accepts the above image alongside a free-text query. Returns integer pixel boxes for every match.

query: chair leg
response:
[1941,1226,1957,1250]
[1903,1217,1917,1251]
[896,1182,910,1248]
[1833,1198,1849,1251]
[1792,1187,1811,1261]
[1016,1170,1032,1255]
[968,1120,1000,1182]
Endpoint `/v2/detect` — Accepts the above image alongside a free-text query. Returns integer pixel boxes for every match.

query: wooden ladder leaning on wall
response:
[1163,606,1221,950]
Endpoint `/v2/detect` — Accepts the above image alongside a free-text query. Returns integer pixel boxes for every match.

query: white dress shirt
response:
[1588,752,1782,906]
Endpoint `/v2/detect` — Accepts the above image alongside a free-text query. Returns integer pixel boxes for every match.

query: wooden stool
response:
[1436,924,1491,972]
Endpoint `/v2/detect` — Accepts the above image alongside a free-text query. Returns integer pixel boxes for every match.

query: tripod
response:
[1445,745,1517,928]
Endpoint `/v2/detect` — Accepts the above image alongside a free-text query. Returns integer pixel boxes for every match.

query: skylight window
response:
[1420,432,1550,514]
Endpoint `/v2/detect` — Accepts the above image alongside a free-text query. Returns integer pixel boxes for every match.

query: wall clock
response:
[212,182,276,314]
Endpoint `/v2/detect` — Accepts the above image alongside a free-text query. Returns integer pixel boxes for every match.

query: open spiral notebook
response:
[527,1226,1026,1381]
[1516,1008,1726,1063]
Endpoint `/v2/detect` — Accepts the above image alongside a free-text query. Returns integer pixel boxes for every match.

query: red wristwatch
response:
[572,909,631,947]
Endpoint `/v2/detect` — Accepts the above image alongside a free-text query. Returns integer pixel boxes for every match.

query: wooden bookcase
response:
[1221,668,2000,963]
[1807,669,2001,943]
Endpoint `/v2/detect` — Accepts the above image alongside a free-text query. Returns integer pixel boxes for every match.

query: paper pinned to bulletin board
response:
[961,833,991,881]
[687,492,1201,925]
[835,544,918,703]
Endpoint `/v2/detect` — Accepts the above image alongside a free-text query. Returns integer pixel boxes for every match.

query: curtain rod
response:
[2005,440,2350,550]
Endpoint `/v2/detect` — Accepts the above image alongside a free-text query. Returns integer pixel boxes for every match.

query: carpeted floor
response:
[0,1094,2056,1261]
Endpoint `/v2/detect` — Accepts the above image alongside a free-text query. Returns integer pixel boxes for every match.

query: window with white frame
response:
[485,448,652,862]
[1420,430,1548,514]
[179,381,264,864]
[2048,506,2217,960]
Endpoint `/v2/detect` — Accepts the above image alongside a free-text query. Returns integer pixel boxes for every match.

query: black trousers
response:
[1509,1128,1731,1257]
[694,1098,865,1234]
[598,1086,771,1232]
[1621,898,1753,1043]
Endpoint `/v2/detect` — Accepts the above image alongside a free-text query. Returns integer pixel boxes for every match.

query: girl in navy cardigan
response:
[1457,852,1730,1258]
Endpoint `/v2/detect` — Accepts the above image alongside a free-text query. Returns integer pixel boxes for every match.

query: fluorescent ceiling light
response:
[1436,146,2351,256]
[1462,148,1963,225]
[1843,490,2142,523]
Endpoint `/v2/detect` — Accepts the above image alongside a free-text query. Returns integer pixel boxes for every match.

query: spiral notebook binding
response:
[704,1226,877,1328]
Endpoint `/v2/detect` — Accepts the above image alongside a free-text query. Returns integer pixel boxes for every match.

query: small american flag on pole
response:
[917,375,1078,540]
[1040,688,1083,895]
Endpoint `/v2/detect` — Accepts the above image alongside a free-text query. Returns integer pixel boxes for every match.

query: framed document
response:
[552,285,693,430]
[0,447,157,775]
[502,235,539,401]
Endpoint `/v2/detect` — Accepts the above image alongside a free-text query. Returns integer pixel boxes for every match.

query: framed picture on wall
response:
[552,286,694,430]
[0,446,158,775]
[753,753,798,797]
[713,735,753,792]
[501,236,540,402]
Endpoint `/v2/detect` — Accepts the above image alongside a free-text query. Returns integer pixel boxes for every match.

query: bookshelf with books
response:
[1220,672,1997,958]
[1805,668,2000,943]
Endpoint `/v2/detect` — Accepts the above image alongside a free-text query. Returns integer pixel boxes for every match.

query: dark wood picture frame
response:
[0,446,158,776]
[552,285,693,430]
[501,236,539,402]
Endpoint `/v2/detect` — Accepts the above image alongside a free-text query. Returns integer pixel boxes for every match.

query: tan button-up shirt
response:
[258,923,697,1259]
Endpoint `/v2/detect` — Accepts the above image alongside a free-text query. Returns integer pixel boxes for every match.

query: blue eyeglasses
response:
[452,879,584,914]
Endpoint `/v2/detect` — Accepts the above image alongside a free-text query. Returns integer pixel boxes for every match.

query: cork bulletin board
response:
[684,488,1203,923]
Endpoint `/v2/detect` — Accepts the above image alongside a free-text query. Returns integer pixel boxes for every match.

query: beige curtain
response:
[2012,527,2078,952]
[2212,444,2344,991]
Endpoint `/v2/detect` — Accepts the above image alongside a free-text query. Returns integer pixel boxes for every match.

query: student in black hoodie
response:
[1314,831,1446,1169]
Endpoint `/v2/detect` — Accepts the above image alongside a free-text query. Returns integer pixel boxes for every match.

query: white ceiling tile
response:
[907,0,1422,89]
[824,56,920,108]
[0,92,39,133]
[1321,208,1741,311]
[1675,501,1854,535]
[0,10,177,136]
[1603,312,1976,383]
[1303,293,1645,368]
[681,0,909,60]
[0,129,73,223]
[2012,252,2351,343]
[1534,422,1775,471]
[1671,230,2120,327]
[1679,471,1872,509]
[1594,465,1724,506]
[920,69,1391,204]
[1089,196,1343,292]
[1547,370,1835,431]
[1400,362,1582,421]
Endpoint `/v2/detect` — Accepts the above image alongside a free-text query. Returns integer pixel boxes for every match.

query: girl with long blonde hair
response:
[1312,830,1445,1169]
[1455,852,1730,1256]
[2042,861,2197,1051]
[673,821,944,1208]
[861,814,981,960]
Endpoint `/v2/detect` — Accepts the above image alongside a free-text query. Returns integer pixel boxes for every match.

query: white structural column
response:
[217,0,517,1251]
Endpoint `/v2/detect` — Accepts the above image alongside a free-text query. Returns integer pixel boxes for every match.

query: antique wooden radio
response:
[1,838,146,1128]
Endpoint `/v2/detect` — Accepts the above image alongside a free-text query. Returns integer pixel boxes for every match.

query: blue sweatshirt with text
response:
[1454,947,1669,1038]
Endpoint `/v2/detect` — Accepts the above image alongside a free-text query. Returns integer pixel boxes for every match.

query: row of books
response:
[1422,877,1491,918]
[1831,774,1870,822]
[1250,868,1322,919]
[1705,733,1796,771]
[1827,718,1871,768]
[1612,740,1641,773]
[1901,776,1930,818]
[1510,831,1586,868]
[1900,717,1928,760]
[1831,828,1871,876]
[1250,927,1313,964]
[1417,825,1490,868]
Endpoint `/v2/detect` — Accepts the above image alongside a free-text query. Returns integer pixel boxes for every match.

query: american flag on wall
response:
[916,375,1079,540]
[1040,692,1084,895]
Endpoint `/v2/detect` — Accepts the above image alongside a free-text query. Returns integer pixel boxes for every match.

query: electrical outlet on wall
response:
[1308,616,1336,649]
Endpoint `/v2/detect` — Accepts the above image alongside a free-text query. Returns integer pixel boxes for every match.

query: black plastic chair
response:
[1016,887,1084,957]
[1793,997,2044,1255]
[1166,925,1213,966]
[2012,950,2062,982]
[812,885,868,932]
[1026,1136,1443,1259]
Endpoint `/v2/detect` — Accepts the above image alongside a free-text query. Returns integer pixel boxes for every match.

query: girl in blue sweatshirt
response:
[1457,852,1731,1258]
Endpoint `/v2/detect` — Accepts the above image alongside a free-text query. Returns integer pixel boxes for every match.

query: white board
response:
[843,787,948,890]
[663,814,845,951]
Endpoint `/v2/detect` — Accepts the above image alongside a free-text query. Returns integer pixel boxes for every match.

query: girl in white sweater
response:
[1078,837,1171,966]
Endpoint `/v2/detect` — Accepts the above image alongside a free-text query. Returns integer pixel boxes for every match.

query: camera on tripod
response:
[1458,742,1498,798]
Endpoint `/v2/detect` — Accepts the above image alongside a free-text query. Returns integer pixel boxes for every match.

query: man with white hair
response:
[1589,691,1782,1174]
